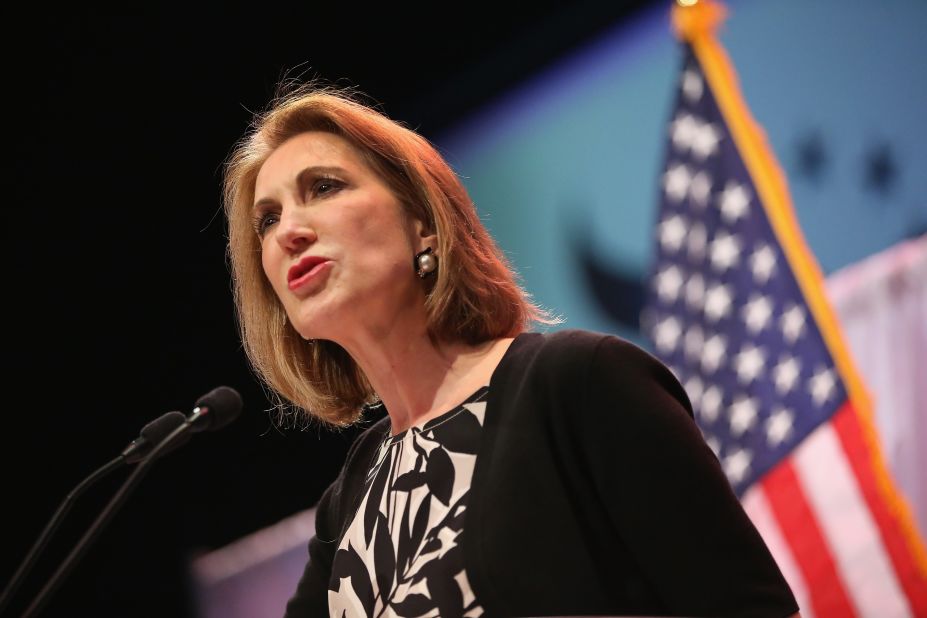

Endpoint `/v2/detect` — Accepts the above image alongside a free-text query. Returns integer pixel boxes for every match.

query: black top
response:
[285,329,799,618]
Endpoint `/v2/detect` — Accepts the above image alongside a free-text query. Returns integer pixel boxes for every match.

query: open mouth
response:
[288,256,332,290]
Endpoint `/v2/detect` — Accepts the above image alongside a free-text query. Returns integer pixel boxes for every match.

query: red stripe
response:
[762,457,857,617]
[832,402,927,615]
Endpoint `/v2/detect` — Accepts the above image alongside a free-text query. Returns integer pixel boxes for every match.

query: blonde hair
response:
[223,83,554,427]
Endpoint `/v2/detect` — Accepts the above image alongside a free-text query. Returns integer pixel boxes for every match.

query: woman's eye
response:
[254,212,279,237]
[313,177,342,196]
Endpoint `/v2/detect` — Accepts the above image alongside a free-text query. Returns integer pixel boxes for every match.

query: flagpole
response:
[669,0,927,580]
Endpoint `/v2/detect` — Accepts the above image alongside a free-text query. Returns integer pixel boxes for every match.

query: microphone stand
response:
[19,422,194,618]
[0,457,123,615]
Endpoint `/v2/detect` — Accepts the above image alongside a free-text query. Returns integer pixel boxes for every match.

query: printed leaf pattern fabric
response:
[329,387,489,617]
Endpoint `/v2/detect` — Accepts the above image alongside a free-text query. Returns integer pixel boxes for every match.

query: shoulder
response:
[505,328,677,381]
[497,328,693,419]
[311,414,391,540]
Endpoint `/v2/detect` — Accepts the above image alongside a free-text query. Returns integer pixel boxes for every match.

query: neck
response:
[333,311,514,435]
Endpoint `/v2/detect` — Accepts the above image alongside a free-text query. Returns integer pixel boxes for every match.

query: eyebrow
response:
[253,165,349,210]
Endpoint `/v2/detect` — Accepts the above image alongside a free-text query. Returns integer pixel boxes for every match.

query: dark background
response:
[3,3,658,616]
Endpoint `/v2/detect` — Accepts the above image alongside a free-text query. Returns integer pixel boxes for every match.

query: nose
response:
[275,210,317,253]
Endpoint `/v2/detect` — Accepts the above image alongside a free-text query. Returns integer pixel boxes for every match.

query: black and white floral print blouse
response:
[328,386,489,618]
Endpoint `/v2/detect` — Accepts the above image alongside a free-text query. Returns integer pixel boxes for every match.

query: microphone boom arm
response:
[0,456,123,615]
[19,422,195,618]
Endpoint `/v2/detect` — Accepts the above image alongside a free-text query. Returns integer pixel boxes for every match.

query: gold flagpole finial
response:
[672,0,728,42]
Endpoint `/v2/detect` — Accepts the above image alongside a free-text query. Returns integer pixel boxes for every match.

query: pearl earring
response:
[414,247,438,278]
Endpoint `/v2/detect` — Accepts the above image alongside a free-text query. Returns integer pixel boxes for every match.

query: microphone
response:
[0,410,188,615]
[186,385,244,433]
[122,410,189,464]
[19,386,243,618]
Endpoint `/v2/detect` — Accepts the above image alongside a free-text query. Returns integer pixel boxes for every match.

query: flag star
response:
[742,294,774,334]
[709,231,742,272]
[728,396,759,436]
[718,182,751,223]
[684,325,704,361]
[734,344,766,384]
[750,244,777,284]
[703,282,733,322]
[691,122,722,160]
[690,171,712,208]
[658,214,688,252]
[654,265,684,303]
[781,304,806,343]
[772,356,801,395]
[663,163,693,203]
[687,223,708,262]
[723,448,752,485]
[670,114,698,153]
[766,406,794,447]
[700,385,723,422]
[684,376,704,406]
[681,68,703,102]
[809,366,837,406]
[685,273,705,310]
[653,316,683,353]
[701,335,727,374]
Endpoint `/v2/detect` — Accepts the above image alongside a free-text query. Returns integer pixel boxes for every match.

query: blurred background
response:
[3,1,924,616]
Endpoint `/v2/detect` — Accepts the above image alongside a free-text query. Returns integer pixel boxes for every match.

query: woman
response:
[223,84,800,618]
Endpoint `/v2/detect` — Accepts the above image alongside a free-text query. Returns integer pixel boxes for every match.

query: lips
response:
[287,256,332,291]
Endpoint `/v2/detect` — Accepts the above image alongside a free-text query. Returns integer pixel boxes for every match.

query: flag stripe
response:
[742,485,814,618]
[833,403,927,615]
[794,413,911,617]
[762,459,856,618]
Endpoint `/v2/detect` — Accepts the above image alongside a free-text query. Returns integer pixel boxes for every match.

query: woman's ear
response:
[411,218,438,253]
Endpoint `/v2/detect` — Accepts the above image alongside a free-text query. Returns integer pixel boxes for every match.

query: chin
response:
[291,309,341,343]
[292,319,323,341]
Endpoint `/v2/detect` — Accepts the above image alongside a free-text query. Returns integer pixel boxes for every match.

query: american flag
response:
[641,2,927,616]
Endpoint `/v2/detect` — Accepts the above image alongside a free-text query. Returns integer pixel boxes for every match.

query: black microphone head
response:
[123,411,189,464]
[140,411,186,443]
[192,386,243,432]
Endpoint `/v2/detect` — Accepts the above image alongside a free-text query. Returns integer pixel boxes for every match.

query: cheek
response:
[350,203,413,252]
[260,243,284,292]
[260,244,271,278]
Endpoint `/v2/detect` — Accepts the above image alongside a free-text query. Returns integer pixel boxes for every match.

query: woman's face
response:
[253,131,433,342]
